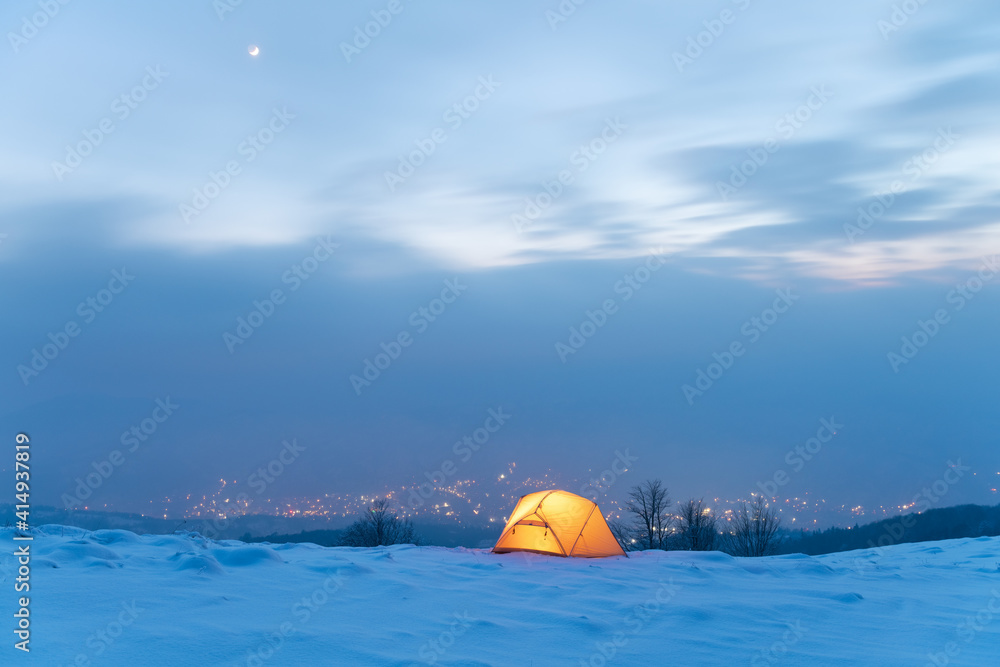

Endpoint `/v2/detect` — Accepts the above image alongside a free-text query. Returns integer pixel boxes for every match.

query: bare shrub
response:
[677,498,719,551]
[724,495,781,557]
[340,498,417,547]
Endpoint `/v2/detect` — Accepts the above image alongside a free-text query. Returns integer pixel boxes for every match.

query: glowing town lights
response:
[112,468,921,531]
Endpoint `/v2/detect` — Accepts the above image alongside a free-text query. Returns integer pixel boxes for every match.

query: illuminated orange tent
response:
[492,489,626,558]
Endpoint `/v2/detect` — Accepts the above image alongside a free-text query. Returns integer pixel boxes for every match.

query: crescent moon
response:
[249,45,260,56]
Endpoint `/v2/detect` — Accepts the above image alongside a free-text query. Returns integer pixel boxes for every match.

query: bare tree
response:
[724,495,781,557]
[340,498,417,547]
[626,479,672,550]
[677,498,718,551]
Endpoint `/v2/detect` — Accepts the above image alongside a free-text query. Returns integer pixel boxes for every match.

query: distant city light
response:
[89,462,989,532]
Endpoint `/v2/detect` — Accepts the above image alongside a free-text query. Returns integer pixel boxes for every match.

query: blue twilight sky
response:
[1,0,998,521]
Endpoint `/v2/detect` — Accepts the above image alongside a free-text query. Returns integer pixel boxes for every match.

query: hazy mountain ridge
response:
[777,503,1000,555]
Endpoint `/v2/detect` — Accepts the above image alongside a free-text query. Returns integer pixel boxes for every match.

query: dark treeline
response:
[777,503,1000,555]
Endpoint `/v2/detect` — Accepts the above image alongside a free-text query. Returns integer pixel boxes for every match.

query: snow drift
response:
[3,526,999,665]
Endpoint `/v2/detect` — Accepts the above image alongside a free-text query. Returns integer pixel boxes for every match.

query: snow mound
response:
[210,545,284,568]
[43,540,123,564]
[90,529,143,545]
[173,554,226,575]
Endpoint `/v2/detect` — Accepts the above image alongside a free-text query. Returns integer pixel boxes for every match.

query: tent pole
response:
[567,503,598,557]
